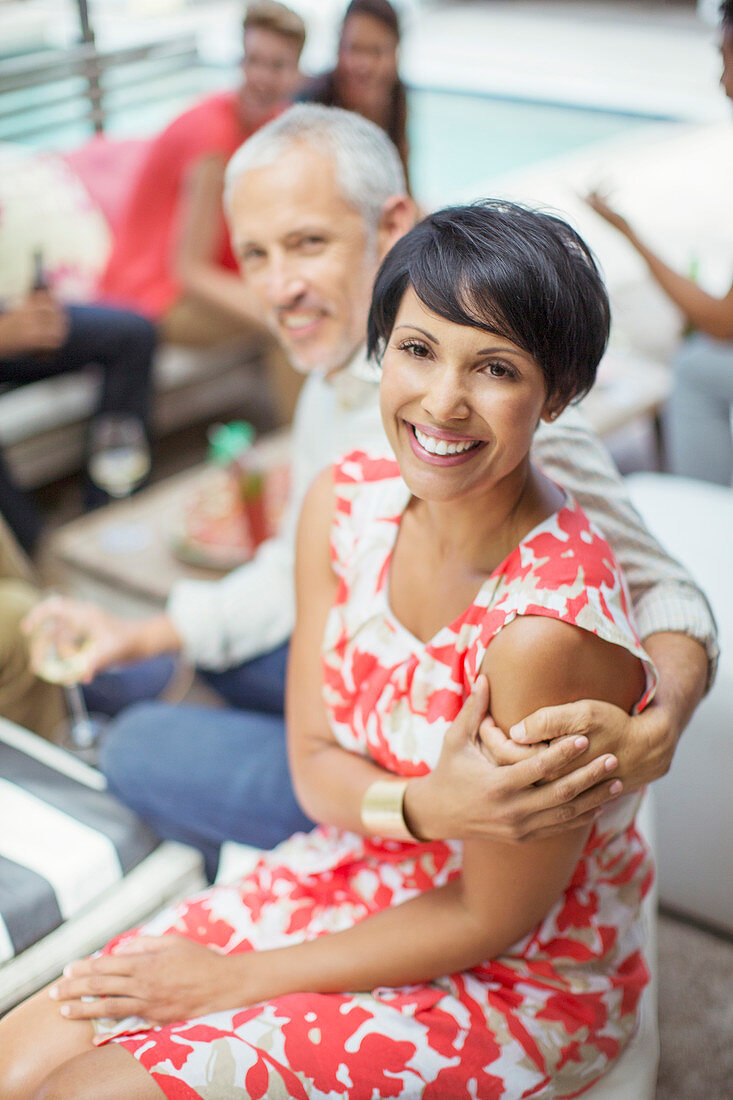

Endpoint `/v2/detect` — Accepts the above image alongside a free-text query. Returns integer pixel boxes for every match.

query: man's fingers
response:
[510,702,591,745]
[510,700,623,746]
[478,720,539,765]
[509,735,596,788]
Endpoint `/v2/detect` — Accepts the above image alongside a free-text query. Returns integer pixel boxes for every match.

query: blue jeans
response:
[0,304,155,552]
[99,643,313,879]
[665,333,733,486]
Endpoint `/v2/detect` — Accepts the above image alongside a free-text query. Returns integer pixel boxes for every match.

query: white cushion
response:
[0,717,159,961]
[0,718,205,1011]
[626,473,732,654]
[626,473,733,935]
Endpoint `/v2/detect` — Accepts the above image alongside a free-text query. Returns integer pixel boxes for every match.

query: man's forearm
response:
[614,630,709,790]
[90,612,183,674]
[134,613,184,660]
[643,631,708,748]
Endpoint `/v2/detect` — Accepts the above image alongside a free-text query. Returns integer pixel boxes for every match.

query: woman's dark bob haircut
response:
[367,200,610,409]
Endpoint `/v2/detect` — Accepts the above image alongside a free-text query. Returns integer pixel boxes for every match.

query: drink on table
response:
[88,415,151,499]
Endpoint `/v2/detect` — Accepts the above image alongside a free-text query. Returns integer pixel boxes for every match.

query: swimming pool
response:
[0,67,670,198]
[407,87,670,202]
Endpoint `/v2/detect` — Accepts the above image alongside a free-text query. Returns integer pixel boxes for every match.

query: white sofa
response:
[626,473,733,937]
[0,716,205,1013]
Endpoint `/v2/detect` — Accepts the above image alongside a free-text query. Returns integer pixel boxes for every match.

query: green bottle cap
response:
[207,421,256,466]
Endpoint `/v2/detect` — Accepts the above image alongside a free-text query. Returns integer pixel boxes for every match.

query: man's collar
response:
[329,345,380,409]
[333,345,380,384]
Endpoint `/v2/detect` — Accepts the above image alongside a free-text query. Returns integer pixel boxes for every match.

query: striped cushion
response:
[0,720,158,961]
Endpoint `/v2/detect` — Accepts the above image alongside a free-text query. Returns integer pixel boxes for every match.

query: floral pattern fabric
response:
[97,451,656,1098]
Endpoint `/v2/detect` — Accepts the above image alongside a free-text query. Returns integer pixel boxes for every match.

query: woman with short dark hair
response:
[1,200,655,1099]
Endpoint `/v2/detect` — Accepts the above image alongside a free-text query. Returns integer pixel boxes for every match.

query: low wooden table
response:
[46,430,290,616]
[47,358,671,616]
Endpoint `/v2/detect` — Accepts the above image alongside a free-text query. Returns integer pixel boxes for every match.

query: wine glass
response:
[27,598,107,762]
[88,415,151,500]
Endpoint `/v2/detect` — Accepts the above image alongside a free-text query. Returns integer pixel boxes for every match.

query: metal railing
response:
[0,34,200,143]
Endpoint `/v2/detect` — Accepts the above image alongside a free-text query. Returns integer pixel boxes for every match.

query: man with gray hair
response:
[34,105,715,879]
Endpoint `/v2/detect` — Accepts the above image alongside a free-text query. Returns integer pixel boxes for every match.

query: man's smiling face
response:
[229,142,379,377]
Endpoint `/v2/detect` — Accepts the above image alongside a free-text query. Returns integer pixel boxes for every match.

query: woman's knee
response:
[32,1044,163,1100]
[0,989,94,1100]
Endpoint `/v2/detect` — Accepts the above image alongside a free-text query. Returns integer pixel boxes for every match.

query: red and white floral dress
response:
[96,451,656,1099]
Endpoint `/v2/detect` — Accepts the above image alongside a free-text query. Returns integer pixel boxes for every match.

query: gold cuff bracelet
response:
[360,779,414,841]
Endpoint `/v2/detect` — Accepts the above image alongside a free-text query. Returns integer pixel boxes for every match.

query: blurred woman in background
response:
[300,0,411,186]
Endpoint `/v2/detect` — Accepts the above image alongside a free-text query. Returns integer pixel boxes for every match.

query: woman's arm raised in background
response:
[585,190,733,340]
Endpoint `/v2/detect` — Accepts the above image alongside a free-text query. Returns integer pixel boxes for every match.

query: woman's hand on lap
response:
[48,936,259,1024]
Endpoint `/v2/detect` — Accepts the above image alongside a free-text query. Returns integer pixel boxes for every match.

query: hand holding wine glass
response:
[24,598,94,687]
[22,594,109,757]
[23,595,146,681]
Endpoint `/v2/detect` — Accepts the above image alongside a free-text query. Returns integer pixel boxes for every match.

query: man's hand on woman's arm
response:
[402,677,622,844]
[407,631,709,844]
[478,631,709,839]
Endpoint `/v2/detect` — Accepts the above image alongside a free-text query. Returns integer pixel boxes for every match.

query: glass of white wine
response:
[29,605,106,762]
[88,415,151,499]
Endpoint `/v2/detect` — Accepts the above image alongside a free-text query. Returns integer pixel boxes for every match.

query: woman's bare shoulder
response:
[483,614,645,734]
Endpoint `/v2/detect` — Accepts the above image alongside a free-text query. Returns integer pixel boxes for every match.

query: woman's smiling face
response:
[379,286,553,503]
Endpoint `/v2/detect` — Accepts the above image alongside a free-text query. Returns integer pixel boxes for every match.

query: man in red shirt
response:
[99,1,306,419]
